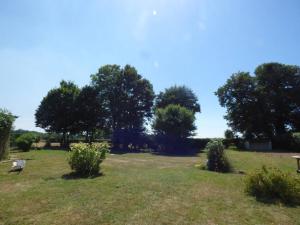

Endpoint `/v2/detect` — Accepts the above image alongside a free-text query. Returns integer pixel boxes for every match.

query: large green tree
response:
[216,63,300,139]
[216,72,271,139]
[152,104,196,153]
[155,85,201,113]
[35,80,80,146]
[255,63,300,135]
[152,104,196,138]
[91,64,155,144]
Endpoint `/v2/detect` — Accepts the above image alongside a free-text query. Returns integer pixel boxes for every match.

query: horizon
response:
[1,0,300,138]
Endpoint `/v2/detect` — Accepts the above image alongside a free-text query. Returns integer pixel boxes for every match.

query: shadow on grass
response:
[253,196,300,207]
[151,148,203,157]
[110,147,156,155]
[229,147,300,154]
[61,172,104,180]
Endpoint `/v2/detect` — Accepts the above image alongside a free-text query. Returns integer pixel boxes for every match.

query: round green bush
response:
[206,140,231,172]
[245,166,300,205]
[16,133,35,151]
[68,142,110,176]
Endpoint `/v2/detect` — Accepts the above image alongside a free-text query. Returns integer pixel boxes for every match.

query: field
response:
[0,149,300,225]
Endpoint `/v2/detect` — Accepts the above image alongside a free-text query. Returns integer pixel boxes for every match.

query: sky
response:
[1,0,300,138]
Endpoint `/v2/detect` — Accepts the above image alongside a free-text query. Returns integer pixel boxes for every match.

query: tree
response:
[224,129,234,139]
[0,109,16,160]
[75,85,107,142]
[153,104,196,138]
[91,64,155,146]
[35,80,80,147]
[155,85,200,113]
[216,63,300,139]
[216,72,271,139]
[255,63,300,135]
[152,104,196,153]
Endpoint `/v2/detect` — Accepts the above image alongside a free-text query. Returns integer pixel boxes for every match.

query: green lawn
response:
[0,149,299,225]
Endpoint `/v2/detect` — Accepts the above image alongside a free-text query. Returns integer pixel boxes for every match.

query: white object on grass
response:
[11,160,26,171]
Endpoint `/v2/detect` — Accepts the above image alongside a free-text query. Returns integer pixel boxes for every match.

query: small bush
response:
[245,166,300,205]
[206,140,231,172]
[15,133,35,152]
[68,142,110,176]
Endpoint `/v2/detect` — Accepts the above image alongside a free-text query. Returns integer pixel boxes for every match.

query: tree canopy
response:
[216,63,300,139]
[152,104,196,139]
[75,85,107,142]
[224,129,234,139]
[255,63,300,135]
[155,86,200,113]
[91,64,155,133]
[35,80,80,145]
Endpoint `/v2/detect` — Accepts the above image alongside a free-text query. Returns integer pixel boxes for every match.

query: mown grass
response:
[0,149,299,225]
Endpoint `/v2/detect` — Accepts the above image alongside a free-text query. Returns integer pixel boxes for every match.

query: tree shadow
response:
[254,196,300,207]
[232,148,300,154]
[61,172,104,180]
[151,149,202,157]
[109,149,134,155]
[8,169,23,174]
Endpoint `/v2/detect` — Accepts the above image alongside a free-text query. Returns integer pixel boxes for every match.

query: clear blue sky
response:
[1,0,300,138]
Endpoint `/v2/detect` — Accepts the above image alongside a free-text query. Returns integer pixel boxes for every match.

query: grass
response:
[0,149,300,225]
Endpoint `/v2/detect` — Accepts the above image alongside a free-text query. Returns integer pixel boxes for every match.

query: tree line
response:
[35,62,300,151]
[35,64,200,150]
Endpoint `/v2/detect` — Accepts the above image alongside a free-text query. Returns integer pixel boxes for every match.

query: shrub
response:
[206,140,231,172]
[68,142,110,176]
[15,133,35,151]
[245,166,300,205]
[0,109,15,160]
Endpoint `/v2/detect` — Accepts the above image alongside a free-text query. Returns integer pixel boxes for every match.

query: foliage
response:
[75,85,107,142]
[15,133,35,151]
[216,72,270,139]
[35,80,80,147]
[245,166,300,205]
[10,129,44,147]
[68,142,110,176]
[255,63,300,134]
[223,130,236,148]
[216,63,300,140]
[224,129,234,139]
[91,65,155,136]
[292,133,300,151]
[186,138,211,150]
[153,104,196,139]
[206,140,231,172]
[155,85,200,113]
[0,109,16,160]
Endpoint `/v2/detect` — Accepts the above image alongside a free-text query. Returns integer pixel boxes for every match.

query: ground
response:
[0,149,299,225]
